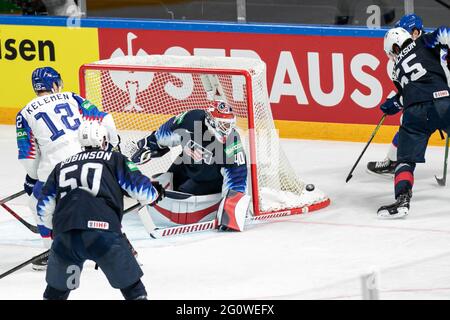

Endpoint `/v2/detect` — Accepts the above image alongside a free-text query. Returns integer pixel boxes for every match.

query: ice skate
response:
[367,158,397,178]
[32,255,48,271]
[377,191,411,219]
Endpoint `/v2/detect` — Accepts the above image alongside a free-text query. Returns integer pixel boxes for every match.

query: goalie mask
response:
[205,100,236,144]
[78,121,108,150]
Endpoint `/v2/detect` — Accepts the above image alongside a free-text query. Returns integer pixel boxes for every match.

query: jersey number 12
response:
[34,103,81,141]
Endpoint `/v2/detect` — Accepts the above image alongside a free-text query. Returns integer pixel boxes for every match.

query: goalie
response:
[130,99,249,231]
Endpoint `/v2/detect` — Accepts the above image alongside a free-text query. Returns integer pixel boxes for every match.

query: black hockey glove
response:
[131,133,170,165]
[24,174,37,196]
[380,95,402,115]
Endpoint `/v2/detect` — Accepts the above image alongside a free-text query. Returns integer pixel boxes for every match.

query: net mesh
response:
[81,55,326,214]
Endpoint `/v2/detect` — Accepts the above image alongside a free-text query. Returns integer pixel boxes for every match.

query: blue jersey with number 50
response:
[16,92,104,182]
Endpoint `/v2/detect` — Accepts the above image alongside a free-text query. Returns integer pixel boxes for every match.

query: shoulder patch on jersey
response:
[126,160,139,172]
[224,141,243,156]
[81,100,96,111]
[174,111,189,125]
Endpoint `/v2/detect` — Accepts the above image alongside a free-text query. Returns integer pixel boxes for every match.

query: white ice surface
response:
[2,124,450,300]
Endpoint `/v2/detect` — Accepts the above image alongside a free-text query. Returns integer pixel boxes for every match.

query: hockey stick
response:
[148,209,301,239]
[0,190,39,234]
[122,190,190,216]
[346,114,387,183]
[435,135,449,186]
[0,190,26,205]
[0,203,39,234]
[0,200,169,278]
[439,129,445,140]
[0,249,50,280]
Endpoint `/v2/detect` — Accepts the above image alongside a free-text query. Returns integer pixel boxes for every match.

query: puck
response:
[306,184,315,191]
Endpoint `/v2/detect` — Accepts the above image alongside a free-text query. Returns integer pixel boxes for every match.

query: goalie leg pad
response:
[146,192,221,227]
[217,190,250,232]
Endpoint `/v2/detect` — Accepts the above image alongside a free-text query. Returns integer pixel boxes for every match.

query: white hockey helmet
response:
[384,27,412,58]
[78,121,108,150]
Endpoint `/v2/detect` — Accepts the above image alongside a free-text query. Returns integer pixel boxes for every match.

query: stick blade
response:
[435,175,446,186]
[345,174,353,183]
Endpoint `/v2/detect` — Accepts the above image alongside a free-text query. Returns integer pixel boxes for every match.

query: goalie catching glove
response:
[131,132,169,165]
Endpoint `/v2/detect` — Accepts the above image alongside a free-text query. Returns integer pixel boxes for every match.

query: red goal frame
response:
[79,64,330,217]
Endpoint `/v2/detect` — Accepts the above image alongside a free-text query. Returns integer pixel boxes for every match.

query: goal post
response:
[79,54,330,217]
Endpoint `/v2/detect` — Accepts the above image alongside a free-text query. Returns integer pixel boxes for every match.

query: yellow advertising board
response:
[0,24,99,124]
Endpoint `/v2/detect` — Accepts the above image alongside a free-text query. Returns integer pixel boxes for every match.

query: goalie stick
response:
[146,207,312,239]
[133,190,329,239]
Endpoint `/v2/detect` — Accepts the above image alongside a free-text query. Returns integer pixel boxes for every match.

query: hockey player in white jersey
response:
[16,67,120,270]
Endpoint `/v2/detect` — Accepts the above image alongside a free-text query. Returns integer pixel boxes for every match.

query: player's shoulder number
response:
[396,53,427,87]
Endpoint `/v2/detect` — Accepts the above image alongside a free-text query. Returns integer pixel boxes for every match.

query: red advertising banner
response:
[98,29,400,126]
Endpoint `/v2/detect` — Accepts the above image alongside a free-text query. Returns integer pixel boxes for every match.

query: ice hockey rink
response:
[2,124,450,300]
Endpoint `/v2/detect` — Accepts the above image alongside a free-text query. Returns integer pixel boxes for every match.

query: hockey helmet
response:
[205,99,236,144]
[78,121,108,150]
[396,14,423,34]
[384,27,412,58]
[31,67,63,94]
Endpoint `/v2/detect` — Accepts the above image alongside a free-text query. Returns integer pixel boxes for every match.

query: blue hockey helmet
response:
[31,67,63,93]
[396,14,423,34]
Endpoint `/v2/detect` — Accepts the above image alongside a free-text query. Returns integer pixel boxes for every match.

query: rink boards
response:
[0,16,445,145]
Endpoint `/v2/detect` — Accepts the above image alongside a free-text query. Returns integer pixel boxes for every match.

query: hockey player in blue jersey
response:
[367,14,450,177]
[37,121,164,300]
[16,67,120,270]
[377,25,450,218]
[130,99,249,231]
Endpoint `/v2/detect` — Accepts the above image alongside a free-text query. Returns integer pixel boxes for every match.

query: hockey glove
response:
[131,133,170,165]
[24,174,37,196]
[150,181,165,205]
[380,95,403,115]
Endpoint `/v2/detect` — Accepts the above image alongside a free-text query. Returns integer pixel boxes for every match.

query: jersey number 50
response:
[59,162,103,198]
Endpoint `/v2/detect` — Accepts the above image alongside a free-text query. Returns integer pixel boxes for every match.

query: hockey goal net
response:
[79,55,330,217]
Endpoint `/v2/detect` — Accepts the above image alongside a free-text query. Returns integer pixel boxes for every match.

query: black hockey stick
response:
[346,114,387,183]
[0,190,26,205]
[1,203,39,234]
[435,135,449,186]
[435,0,450,10]
[0,249,50,280]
